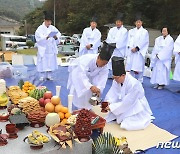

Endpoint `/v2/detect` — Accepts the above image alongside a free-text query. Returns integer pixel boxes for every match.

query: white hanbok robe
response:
[105,73,154,130]
[106,26,128,70]
[173,35,180,81]
[150,35,174,85]
[35,22,61,72]
[67,54,108,110]
[126,26,149,82]
[79,27,101,56]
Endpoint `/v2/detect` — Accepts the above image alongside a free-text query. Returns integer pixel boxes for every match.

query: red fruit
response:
[39,98,45,107]
[44,91,53,99]
[44,99,51,106]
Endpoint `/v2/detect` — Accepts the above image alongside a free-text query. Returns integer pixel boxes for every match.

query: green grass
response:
[16,48,63,57]
[17,48,37,55]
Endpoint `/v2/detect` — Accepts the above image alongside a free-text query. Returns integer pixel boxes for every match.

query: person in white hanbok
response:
[173,35,180,82]
[106,12,128,78]
[150,27,174,89]
[67,42,115,110]
[35,11,61,81]
[79,17,101,56]
[105,56,154,130]
[126,14,149,83]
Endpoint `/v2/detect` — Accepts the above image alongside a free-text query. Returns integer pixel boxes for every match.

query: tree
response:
[26,41,35,49]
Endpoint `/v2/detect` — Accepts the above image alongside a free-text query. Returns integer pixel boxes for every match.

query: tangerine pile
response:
[22,81,36,95]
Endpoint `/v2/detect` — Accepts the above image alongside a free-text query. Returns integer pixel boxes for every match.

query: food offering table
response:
[0,110,92,154]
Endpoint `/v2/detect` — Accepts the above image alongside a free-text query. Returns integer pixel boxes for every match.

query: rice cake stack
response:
[18,97,42,114]
[7,86,28,104]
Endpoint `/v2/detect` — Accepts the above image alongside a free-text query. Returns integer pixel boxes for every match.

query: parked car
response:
[57,44,79,56]
[71,34,82,46]
[60,36,73,45]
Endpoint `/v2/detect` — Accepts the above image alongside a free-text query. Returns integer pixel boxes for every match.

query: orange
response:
[65,112,71,119]
[55,104,63,113]
[45,103,55,112]
[61,118,67,124]
[60,107,68,113]
[58,112,64,119]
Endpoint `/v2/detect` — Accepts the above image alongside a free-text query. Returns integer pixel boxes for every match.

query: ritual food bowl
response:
[0,113,9,122]
[24,137,44,149]
[24,133,51,150]
[77,134,91,142]
[6,124,16,134]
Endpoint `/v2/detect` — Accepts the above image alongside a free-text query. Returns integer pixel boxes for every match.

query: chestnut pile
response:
[74,109,92,137]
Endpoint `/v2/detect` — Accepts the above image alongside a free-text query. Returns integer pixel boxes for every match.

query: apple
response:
[44,99,51,106]
[39,98,45,107]
[44,91,53,99]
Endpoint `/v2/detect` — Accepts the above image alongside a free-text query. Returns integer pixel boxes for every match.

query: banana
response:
[0,93,8,106]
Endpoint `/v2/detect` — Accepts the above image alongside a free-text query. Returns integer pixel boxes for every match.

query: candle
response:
[56,86,61,97]
[68,94,73,113]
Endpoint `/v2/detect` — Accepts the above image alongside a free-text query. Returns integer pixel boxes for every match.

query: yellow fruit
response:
[51,96,61,105]
[23,87,29,91]
[55,104,63,113]
[61,118,67,124]
[24,83,29,86]
[29,87,33,90]
[28,83,32,86]
[45,103,55,112]
[60,107,68,113]
[58,112,64,119]
[65,112,71,119]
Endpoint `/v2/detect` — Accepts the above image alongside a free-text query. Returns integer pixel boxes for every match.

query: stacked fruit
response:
[22,81,36,95]
[29,86,47,100]
[41,91,71,124]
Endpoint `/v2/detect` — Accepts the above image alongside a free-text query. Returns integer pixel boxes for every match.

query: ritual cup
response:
[101,102,108,113]
[6,124,16,134]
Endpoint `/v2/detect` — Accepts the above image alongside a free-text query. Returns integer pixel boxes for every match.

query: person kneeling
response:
[104,56,154,130]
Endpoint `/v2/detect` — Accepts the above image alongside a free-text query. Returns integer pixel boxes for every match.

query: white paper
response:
[48,31,58,37]
[56,86,61,97]
[68,94,73,113]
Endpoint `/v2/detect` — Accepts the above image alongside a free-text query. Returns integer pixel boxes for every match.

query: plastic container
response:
[12,65,28,79]
[0,62,13,78]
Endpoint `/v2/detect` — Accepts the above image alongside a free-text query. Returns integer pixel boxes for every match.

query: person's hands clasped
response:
[53,35,58,40]
[131,48,137,53]
[86,44,91,50]
[90,86,100,96]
